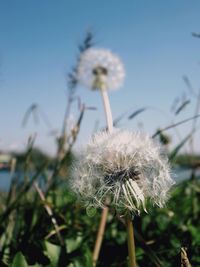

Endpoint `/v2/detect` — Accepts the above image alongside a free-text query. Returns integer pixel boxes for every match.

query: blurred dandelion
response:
[71,129,174,215]
[77,48,125,91]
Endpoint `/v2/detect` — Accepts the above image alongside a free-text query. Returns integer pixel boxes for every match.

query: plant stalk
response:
[126,216,137,267]
[92,86,113,266]
[100,87,113,133]
[92,206,109,266]
[34,182,64,246]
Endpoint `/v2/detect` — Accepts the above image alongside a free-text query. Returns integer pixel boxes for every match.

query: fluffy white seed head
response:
[71,129,174,215]
[77,48,125,90]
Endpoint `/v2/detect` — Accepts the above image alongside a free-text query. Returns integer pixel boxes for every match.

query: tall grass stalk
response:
[34,182,64,246]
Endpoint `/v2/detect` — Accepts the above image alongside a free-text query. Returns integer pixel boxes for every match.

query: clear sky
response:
[0,0,200,155]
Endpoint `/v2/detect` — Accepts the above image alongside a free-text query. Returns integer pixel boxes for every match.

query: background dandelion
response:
[77,48,125,91]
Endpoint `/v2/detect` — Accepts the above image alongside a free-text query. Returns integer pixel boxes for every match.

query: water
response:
[0,167,200,192]
[0,170,13,192]
[173,166,200,182]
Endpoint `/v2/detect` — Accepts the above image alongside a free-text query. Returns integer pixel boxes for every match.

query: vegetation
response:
[0,161,200,267]
[14,148,53,170]
[173,154,200,168]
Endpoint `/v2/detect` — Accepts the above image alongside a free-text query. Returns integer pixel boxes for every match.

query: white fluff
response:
[77,48,125,90]
[71,129,174,215]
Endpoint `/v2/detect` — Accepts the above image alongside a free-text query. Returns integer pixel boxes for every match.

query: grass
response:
[0,162,199,267]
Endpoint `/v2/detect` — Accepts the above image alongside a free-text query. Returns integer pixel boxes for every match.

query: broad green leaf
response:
[66,234,83,253]
[11,252,29,267]
[44,241,61,267]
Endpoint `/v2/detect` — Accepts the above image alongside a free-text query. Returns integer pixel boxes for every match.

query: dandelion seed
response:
[77,48,125,90]
[71,129,174,215]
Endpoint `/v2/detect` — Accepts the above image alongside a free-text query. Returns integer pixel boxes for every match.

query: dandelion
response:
[71,129,174,215]
[71,129,174,267]
[76,47,126,265]
[75,47,173,267]
[77,48,125,91]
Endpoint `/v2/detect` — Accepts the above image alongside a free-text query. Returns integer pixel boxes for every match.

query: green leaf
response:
[66,234,83,253]
[86,206,96,217]
[44,241,61,267]
[188,224,200,245]
[11,252,29,267]
[128,107,147,120]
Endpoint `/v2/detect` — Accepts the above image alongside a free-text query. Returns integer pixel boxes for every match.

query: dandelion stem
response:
[100,86,114,132]
[126,216,137,267]
[92,86,113,266]
[92,206,109,266]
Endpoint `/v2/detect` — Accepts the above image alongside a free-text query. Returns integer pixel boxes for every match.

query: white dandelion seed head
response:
[77,48,125,90]
[71,129,174,215]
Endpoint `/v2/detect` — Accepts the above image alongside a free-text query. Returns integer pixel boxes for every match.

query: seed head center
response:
[104,167,140,186]
[93,66,108,76]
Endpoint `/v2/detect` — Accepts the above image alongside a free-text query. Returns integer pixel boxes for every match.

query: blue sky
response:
[0,0,200,155]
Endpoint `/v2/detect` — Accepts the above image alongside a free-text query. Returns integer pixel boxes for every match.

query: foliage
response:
[157,130,171,146]
[173,154,200,168]
[14,148,52,170]
[0,157,200,267]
